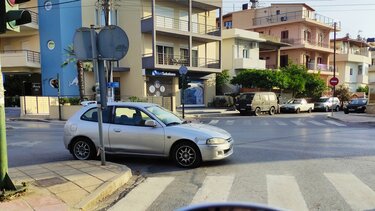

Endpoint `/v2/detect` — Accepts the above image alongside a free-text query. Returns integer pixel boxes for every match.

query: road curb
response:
[74,166,133,211]
[327,115,375,125]
[8,118,50,123]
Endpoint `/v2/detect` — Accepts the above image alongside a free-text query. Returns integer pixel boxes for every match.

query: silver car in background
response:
[64,102,234,168]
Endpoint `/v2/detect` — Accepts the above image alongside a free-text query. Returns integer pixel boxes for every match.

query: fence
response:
[17,95,175,120]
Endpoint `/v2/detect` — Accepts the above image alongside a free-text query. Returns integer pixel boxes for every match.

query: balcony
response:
[281,38,332,52]
[0,50,41,69]
[142,53,220,71]
[336,51,371,63]
[253,10,340,30]
[234,58,266,69]
[142,15,220,38]
[307,63,336,75]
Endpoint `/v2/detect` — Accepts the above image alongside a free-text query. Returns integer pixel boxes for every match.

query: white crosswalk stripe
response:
[308,120,327,126]
[225,120,235,125]
[267,175,309,211]
[291,120,306,126]
[191,175,234,204]
[325,173,375,210]
[274,120,287,126]
[110,172,375,211]
[324,120,346,127]
[108,177,174,211]
[208,120,219,125]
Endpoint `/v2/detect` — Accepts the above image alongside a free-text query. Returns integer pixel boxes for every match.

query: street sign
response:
[73,27,97,61]
[329,77,339,86]
[179,65,188,75]
[107,82,119,88]
[98,25,129,61]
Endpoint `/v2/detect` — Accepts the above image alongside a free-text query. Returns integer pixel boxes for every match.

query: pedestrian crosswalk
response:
[109,172,375,211]
[207,119,347,127]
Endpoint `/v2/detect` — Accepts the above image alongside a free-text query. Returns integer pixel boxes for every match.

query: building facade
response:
[330,37,371,92]
[221,3,340,85]
[0,0,41,106]
[35,0,223,107]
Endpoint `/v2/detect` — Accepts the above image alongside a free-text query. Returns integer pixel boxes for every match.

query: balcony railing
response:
[193,57,220,69]
[156,53,190,66]
[153,15,220,36]
[307,63,335,72]
[281,38,330,48]
[338,49,370,57]
[0,50,40,63]
[253,10,340,29]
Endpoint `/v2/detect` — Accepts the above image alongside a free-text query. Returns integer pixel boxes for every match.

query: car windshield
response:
[288,99,302,104]
[239,94,254,101]
[146,105,184,126]
[317,98,329,102]
[350,99,367,104]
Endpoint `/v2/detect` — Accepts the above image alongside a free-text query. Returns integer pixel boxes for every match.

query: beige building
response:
[0,0,40,105]
[330,37,371,92]
[81,0,223,107]
[222,3,340,85]
[222,28,266,77]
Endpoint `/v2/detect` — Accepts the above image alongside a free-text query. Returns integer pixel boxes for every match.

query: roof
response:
[86,101,159,108]
[270,3,315,11]
[332,37,370,47]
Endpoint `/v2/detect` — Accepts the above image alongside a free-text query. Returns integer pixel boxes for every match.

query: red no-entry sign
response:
[329,77,339,86]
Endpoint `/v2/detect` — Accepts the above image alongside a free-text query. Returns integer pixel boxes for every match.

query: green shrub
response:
[59,97,69,105]
[69,97,80,105]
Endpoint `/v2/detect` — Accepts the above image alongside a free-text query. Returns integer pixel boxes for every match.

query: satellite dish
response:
[98,25,129,61]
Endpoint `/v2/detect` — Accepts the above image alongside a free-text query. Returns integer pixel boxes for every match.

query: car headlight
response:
[206,138,227,145]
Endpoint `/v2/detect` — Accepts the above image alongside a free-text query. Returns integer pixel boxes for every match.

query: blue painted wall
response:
[38,0,82,96]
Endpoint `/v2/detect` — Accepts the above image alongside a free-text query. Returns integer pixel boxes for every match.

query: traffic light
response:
[0,0,32,34]
[179,75,191,90]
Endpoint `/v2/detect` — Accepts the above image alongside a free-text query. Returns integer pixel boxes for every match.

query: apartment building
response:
[222,3,339,85]
[37,0,222,107]
[0,0,40,106]
[330,37,371,92]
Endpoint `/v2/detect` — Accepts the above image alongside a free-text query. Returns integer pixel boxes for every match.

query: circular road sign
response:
[329,77,339,86]
[179,65,188,75]
[98,25,129,61]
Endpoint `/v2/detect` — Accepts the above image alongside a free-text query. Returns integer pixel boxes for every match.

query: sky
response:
[222,0,375,39]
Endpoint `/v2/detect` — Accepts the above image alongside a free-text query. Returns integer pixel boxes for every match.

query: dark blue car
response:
[344,98,368,114]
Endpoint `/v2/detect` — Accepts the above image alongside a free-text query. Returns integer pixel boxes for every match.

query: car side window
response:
[81,106,112,123]
[114,107,151,126]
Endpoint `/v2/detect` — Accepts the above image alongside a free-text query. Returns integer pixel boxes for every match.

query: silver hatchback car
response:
[64,102,234,168]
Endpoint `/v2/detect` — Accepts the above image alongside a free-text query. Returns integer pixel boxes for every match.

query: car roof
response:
[85,101,158,108]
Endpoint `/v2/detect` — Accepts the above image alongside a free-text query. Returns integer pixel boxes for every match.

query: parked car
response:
[235,92,278,116]
[344,98,368,114]
[314,97,340,112]
[280,98,314,113]
[64,102,234,168]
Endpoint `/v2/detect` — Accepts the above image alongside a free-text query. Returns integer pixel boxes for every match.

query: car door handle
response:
[113,128,121,133]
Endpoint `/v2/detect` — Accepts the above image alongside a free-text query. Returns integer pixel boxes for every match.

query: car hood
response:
[347,104,366,108]
[170,123,231,139]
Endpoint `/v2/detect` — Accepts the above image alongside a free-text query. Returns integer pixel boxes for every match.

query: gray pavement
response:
[0,161,132,211]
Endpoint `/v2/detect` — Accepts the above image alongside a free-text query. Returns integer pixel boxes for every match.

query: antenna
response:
[250,0,259,9]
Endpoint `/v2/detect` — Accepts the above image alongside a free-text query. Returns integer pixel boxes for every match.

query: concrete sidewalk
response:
[327,112,375,124]
[0,161,132,211]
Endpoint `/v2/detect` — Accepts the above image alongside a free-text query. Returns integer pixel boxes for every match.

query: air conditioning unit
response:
[280,16,288,21]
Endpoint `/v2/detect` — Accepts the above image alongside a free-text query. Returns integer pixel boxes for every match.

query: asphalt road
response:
[5,113,375,210]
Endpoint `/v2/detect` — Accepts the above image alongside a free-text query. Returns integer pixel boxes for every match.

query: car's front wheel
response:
[173,142,202,168]
[269,107,275,115]
[254,107,261,116]
[72,138,96,160]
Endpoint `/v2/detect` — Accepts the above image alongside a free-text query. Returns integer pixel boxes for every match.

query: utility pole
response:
[332,22,337,116]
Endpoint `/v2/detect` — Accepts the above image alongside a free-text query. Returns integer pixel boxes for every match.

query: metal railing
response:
[0,50,40,63]
[253,10,340,29]
[280,38,330,48]
[307,63,335,72]
[152,15,220,36]
[193,57,220,69]
[156,53,190,66]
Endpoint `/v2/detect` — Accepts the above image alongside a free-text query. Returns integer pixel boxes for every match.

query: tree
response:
[335,85,351,108]
[216,69,230,95]
[356,85,369,95]
[281,63,307,97]
[61,44,93,101]
[301,73,327,100]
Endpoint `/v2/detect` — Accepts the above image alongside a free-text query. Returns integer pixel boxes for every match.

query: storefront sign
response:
[151,70,176,77]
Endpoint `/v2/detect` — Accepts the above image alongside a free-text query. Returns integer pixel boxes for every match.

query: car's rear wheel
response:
[335,106,340,112]
[296,108,300,114]
[254,107,261,116]
[269,107,275,115]
[344,110,349,114]
[308,108,312,113]
[72,138,96,160]
[173,142,201,168]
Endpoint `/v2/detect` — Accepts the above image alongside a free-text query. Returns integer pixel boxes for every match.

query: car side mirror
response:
[145,120,157,127]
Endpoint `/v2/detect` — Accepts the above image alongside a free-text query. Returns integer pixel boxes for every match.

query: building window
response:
[276,10,280,15]
[358,65,363,75]
[304,30,311,42]
[224,21,232,29]
[157,45,174,65]
[318,33,323,46]
[350,68,353,75]
[243,49,249,58]
[281,30,288,39]
[179,49,189,66]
